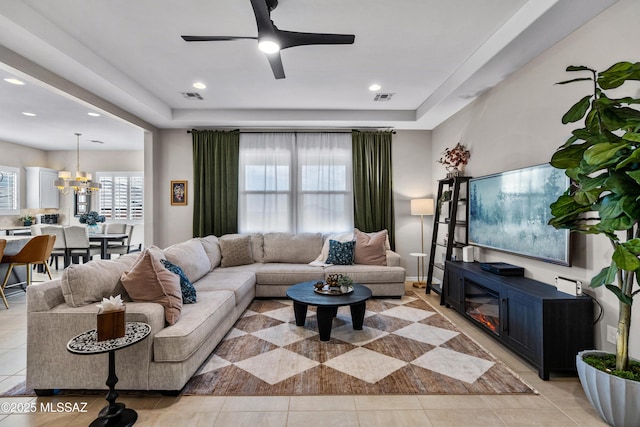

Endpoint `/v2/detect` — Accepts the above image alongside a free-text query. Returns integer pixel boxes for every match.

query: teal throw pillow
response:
[161,259,197,304]
[326,240,355,265]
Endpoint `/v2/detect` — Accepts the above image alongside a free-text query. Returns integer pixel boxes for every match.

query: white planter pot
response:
[577,350,640,427]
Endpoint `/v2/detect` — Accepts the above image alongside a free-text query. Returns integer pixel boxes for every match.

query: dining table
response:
[89,233,128,259]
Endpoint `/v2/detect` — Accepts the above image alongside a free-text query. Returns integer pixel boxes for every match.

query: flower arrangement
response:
[79,210,106,226]
[437,143,470,172]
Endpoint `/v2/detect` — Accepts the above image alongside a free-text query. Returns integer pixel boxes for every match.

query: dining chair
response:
[1,235,55,307]
[0,239,7,309]
[105,223,127,234]
[106,224,134,258]
[64,226,101,264]
[129,223,144,253]
[41,226,67,269]
[30,224,46,236]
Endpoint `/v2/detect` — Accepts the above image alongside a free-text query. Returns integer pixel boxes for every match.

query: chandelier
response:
[54,133,101,195]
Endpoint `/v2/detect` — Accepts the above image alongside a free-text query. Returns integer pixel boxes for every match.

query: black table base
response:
[89,350,137,427]
[293,299,367,341]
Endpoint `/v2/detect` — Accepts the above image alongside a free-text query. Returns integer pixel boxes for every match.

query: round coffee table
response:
[286,281,372,341]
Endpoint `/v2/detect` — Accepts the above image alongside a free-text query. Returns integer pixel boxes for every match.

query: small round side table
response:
[410,252,428,289]
[67,322,151,427]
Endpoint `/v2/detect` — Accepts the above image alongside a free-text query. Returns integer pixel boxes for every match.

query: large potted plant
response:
[549,61,640,426]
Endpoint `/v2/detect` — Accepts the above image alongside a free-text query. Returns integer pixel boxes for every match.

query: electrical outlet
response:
[607,325,617,344]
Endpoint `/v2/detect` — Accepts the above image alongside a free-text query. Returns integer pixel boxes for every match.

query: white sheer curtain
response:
[296,133,353,233]
[238,132,353,233]
[239,133,295,233]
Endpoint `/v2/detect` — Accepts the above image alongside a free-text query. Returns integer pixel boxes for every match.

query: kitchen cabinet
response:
[25,167,59,209]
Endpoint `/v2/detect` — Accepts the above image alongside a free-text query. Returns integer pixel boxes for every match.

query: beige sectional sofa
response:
[27,232,405,393]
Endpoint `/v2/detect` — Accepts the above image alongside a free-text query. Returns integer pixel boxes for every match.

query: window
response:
[96,172,144,221]
[238,133,353,233]
[0,166,19,215]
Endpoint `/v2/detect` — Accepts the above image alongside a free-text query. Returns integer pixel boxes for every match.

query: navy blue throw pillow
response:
[161,259,197,304]
[326,240,355,265]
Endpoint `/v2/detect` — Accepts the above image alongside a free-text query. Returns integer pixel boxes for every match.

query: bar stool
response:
[0,239,7,309]
[1,235,55,306]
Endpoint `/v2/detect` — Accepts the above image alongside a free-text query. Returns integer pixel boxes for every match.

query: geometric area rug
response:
[182,291,536,396]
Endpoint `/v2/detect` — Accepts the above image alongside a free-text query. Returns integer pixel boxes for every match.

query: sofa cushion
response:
[324,264,406,283]
[153,290,236,362]
[60,254,138,307]
[161,259,197,304]
[195,270,256,304]
[163,239,211,283]
[121,249,182,325]
[256,263,325,285]
[263,232,323,264]
[326,240,355,265]
[199,235,221,270]
[220,235,254,267]
[353,228,387,266]
[220,233,264,262]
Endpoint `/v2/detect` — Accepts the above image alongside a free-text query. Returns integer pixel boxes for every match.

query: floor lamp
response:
[410,198,434,288]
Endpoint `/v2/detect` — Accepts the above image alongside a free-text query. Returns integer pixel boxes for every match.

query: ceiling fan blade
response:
[277,29,355,50]
[249,0,276,36]
[182,35,257,42]
[265,51,285,79]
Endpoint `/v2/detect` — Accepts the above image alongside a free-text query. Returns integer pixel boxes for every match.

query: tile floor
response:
[0,272,609,426]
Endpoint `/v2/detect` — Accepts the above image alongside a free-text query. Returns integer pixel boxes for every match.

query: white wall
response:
[392,130,433,279]
[0,140,49,227]
[431,0,640,356]
[45,149,144,224]
[0,140,143,228]
[153,129,434,276]
[154,129,193,248]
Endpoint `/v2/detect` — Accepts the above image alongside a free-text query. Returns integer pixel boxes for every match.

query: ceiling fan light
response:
[258,39,280,54]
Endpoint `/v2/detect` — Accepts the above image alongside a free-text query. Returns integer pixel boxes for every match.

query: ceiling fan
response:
[181,0,355,79]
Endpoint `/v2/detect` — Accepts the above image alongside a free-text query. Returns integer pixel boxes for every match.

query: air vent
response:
[374,93,394,102]
[181,92,204,100]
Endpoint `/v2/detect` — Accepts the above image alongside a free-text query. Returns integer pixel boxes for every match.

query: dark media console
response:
[443,261,593,380]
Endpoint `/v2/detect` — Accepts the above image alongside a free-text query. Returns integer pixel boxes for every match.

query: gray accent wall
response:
[431,0,640,356]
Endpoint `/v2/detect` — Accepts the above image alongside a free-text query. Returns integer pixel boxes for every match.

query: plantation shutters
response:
[0,166,19,215]
[96,172,144,221]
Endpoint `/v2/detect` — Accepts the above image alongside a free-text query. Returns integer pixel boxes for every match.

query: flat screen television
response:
[469,163,570,266]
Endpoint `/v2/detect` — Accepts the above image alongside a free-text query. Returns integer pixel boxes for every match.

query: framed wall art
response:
[170,180,187,206]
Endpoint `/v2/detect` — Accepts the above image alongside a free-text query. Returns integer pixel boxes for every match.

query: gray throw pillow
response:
[220,235,254,267]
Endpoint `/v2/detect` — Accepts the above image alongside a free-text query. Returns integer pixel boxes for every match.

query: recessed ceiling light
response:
[22,112,36,117]
[4,78,25,85]
[193,82,206,90]
[88,112,101,117]
[369,84,382,91]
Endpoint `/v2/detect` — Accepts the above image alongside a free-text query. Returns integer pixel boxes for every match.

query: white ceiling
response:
[0,0,618,150]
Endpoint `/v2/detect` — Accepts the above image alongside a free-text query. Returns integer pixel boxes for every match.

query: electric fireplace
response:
[464,280,500,335]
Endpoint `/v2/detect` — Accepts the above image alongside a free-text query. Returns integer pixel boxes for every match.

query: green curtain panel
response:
[192,130,240,237]
[352,131,395,249]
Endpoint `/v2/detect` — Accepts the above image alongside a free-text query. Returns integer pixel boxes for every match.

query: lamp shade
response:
[411,198,434,216]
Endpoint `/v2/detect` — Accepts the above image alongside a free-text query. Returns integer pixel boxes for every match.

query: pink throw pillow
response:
[121,249,182,325]
[353,228,387,266]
